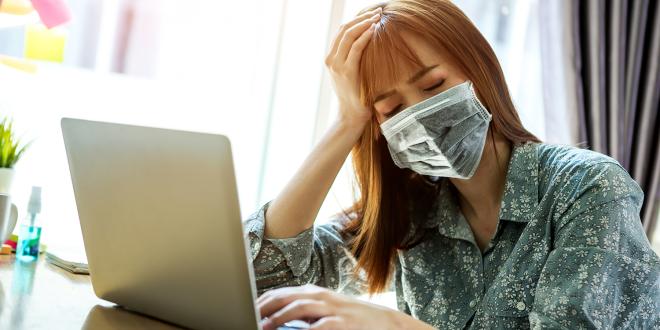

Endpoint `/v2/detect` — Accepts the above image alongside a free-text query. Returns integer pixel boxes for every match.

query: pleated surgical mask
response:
[379,80,492,179]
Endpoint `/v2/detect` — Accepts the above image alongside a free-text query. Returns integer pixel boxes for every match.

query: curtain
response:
[539,0,660,237]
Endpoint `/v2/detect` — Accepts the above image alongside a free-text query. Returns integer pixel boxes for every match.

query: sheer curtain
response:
[2,0,333,250]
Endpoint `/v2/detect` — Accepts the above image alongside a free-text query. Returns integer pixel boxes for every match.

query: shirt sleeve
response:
[529,162,660,329]
[242,201,367,297]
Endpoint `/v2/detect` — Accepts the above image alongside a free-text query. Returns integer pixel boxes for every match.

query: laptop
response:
[62,118,305,330]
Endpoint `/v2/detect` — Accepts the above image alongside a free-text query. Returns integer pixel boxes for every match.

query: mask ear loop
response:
[465,82,500,177]
[467,82,491,122]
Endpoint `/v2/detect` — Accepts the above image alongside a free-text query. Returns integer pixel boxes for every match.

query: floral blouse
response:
[243,142,660,329]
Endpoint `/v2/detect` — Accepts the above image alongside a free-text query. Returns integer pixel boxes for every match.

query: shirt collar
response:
[498,141,540,223]
[421,142,540,239]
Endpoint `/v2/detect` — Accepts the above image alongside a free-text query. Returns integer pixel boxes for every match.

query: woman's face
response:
[372,30,469,123]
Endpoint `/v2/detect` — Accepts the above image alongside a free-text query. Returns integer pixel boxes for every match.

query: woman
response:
[246,1,660,329]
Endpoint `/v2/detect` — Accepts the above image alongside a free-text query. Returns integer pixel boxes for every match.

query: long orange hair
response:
[341,0,541,294]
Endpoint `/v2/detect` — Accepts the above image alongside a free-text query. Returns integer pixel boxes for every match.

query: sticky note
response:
[0,244,12,255]
[24,23,66,62]
[4,234,18,250]
[0,55,37,73]
[29,0,70,28]
[0,0,34,15]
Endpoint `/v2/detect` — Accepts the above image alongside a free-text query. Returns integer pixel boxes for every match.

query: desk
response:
[0,254,182,329]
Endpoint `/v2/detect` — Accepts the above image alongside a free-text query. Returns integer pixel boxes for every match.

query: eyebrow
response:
[373,64,439,103]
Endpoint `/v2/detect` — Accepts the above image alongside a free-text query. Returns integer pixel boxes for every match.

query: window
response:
[1,0,547,253]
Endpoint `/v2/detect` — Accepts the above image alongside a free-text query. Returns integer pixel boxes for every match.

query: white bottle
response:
[17,186,42,262]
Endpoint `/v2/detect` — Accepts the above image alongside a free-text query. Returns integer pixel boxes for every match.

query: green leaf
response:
[0,116,29,168]
[12,140,31,167]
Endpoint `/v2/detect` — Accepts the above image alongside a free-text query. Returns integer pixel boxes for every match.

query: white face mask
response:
[379,80,492,179]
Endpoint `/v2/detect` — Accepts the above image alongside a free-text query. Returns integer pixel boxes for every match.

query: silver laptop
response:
[61,118,303,330]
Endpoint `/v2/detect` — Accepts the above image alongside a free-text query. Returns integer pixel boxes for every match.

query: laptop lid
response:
[61,118,261,329]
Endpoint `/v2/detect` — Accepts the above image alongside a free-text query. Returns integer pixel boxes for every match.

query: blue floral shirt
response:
[244,142,660,329]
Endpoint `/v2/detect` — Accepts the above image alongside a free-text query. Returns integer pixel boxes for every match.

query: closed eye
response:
[423,79,445,92]
[384,104,403,119]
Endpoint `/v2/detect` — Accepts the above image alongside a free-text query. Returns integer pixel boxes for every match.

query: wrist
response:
[335,116,369,137]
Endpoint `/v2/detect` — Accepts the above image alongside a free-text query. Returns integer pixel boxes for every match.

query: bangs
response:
[359,24,426,108]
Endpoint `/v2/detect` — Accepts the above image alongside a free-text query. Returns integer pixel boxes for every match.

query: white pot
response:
[0,168,15,195]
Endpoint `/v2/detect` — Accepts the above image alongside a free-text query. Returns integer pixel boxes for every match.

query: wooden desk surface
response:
[0,254,182,329]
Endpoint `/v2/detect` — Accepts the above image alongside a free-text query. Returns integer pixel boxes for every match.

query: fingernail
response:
[262,319,273,330]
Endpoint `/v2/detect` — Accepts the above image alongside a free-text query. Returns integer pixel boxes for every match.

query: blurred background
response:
[0,0,658,255]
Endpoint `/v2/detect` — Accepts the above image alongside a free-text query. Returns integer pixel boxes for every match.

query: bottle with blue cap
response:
[17,186,42,262]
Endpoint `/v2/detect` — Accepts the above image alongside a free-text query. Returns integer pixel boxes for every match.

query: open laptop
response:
[62,118,305,330]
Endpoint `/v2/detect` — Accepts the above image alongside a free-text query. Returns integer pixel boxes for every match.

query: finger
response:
[258,293,297,318]
[259,291,327,318]
[345,22,376,66]
[256,285,304,305]
[327,9,380,64]
[335,13,380,63]
[309,316,343,330]
[256,288,281,306]
[266,299,331,329]
[327,7,382,60]
[256,288,282,306]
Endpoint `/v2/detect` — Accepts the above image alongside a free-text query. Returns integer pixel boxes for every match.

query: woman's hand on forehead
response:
[324,7,381,131]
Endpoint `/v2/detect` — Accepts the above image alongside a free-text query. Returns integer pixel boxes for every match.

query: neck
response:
[449,131,512,222]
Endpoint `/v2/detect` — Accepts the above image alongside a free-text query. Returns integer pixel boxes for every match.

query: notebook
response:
[45,249,89,274]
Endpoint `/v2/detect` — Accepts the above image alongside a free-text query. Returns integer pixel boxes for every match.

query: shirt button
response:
[516,301,526,311]
[469,299,477,308]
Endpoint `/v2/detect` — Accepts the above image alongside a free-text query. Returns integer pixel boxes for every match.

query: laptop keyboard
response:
[276,320,310,329]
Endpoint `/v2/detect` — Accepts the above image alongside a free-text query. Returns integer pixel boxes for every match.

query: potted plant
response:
[0,117,30,194]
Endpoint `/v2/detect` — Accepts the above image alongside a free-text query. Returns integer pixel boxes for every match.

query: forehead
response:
[361,29,451,104]
[398,30,445,67]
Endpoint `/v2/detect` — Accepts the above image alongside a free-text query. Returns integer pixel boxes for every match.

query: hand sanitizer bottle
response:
[17,186,42,262]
